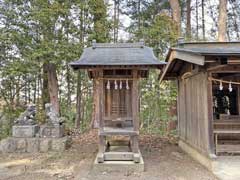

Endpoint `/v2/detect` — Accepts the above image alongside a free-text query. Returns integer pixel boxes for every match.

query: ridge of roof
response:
[92,43,145,49]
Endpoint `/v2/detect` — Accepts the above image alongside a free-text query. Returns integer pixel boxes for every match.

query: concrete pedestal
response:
[12,125,39,138]
[39,124,64,138]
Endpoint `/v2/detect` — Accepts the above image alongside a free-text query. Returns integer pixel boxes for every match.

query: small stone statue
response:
[45,103,63,126]
[14,104,36,125]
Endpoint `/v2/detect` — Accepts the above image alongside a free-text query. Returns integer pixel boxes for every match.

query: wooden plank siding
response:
[178,72,211,155]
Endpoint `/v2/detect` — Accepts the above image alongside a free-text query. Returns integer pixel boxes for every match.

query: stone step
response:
[93,152,144,173]
[104,152,134,161]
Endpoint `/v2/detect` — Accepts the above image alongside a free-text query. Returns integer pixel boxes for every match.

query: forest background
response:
[0,0,239,139]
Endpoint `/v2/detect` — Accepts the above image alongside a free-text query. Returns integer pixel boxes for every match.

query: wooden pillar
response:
[98,70,104,130]
[97,69,105,163]
[132,69,139,131]
[131,69,140,162]
[237,85,240,115]
[106,81,111,117]
[207,72,215,155]
[126,87,130,117]
[92,79,99,128]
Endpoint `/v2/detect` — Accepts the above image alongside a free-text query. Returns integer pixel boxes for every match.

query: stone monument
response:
[12,104,39,138]
[0,103,71,153]
[39,103,64,138]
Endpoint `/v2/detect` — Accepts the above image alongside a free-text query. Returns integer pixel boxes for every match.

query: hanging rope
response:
[208,77,240,85]
[181,72,193,80]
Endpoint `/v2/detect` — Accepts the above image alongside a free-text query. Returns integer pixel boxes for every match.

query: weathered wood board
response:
[178,72,211,154]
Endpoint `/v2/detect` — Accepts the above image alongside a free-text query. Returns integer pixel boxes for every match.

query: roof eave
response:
[69,63,166,70]
[159,49,205,83]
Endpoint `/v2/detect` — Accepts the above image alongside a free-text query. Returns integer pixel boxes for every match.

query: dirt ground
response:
[0,130,218,180]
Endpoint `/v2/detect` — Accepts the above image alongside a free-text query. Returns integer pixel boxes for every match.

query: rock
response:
[52,137,71,152]
[39,138,52,152]
[0,138,16,153]
[27,138,39,153]
[0,137,71,153]
[16,138,27,153]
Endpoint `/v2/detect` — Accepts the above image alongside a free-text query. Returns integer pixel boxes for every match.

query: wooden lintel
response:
[207,64,229,71]
[208,65,240,73]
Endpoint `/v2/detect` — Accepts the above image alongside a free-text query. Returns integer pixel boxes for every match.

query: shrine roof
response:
[159,41,240,82]
[69,41,165,69]
[166,41,240,60]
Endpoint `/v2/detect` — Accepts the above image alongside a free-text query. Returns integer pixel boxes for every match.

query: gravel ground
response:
[0,130,218,180]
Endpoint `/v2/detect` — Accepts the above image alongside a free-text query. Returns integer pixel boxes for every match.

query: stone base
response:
[178,140,214,170]
[92,153,144,173]
[12,125,39,138]
[0,136,71,153]
[39,124,64,138]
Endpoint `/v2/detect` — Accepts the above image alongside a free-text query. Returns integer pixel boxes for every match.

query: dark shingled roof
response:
[165,41,240,62]
[159,41,240,82]
[69,42,165,69]
[172,46,240,55]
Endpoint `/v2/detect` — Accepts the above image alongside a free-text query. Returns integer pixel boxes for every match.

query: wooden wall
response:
[178,71,212,155]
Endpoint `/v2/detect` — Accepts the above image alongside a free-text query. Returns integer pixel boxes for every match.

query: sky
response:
[107,0,131,41]
[106,0,240,42]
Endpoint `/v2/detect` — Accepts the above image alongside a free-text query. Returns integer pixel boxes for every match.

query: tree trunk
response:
[138,0,141,38]
[169,0,181,35]
[202,0,205,40]
[37,68,41,105]
[218,0,227,42]
[75,5,85,129]
[28,78,31,103]
[24,75,27,105]
[16,76,20,106]
[33,75,37,104]
[47,63,60,115]
[113,0,117,43]
[116,1,120,41]
[81,92,85,130]
[196,0,199,40]
[66,65,71,106]
[186,0,191,40]
[75,70,82,129]
[42,63,50,109]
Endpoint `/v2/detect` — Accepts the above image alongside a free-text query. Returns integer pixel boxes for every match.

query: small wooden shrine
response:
[160,40,240,170]
[70,40,164,164]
